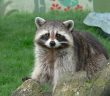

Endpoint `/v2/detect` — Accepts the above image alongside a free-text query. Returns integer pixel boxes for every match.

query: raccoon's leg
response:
[31,63,43,82]
[21,66,41,82]
[31,63,53,83]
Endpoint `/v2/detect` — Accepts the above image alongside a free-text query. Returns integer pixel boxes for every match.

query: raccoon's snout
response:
[50,41,56,47]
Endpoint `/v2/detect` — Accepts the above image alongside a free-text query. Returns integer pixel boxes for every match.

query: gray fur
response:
[31,17,109,91]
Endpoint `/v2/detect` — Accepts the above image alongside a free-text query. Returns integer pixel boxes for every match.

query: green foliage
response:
[0,0,18,16]
[0,11,110,96]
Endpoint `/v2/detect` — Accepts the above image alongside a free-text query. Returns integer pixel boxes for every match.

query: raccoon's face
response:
[34,17,74,49]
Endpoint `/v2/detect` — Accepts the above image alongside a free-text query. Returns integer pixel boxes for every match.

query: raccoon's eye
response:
[56,34,61,38]
[41,33,49,40]
[56,33,67,41]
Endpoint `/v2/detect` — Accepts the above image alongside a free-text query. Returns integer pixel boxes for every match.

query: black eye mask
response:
[56,33,67,42]
[40,33,49,40]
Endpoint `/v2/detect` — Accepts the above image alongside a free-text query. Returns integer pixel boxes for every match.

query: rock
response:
[12,59,110,96]
[12,79,43,96]
[54,59,110,96]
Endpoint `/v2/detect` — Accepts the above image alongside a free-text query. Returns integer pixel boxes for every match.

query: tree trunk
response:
[12,60,110,96]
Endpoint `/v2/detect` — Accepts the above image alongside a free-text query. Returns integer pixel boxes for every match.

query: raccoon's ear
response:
[35,17,46,28]
[63,20,74,31]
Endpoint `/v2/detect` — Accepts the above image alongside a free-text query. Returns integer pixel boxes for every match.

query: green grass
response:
[0,11,110,96]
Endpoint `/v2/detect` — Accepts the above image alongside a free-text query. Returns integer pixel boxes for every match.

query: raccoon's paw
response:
[22,77,31,82]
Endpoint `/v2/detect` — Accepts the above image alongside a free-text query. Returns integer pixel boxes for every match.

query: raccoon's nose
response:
[50,41,56,47]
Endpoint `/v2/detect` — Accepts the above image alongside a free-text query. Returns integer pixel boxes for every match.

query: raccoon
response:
[31,17,109,90]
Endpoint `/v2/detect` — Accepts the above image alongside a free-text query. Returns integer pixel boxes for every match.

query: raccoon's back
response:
[72,31,109,76]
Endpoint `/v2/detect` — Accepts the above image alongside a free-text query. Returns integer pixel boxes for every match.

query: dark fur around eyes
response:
[56,33,67,42]
[36,39,47,48]
[40,33,49,40]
